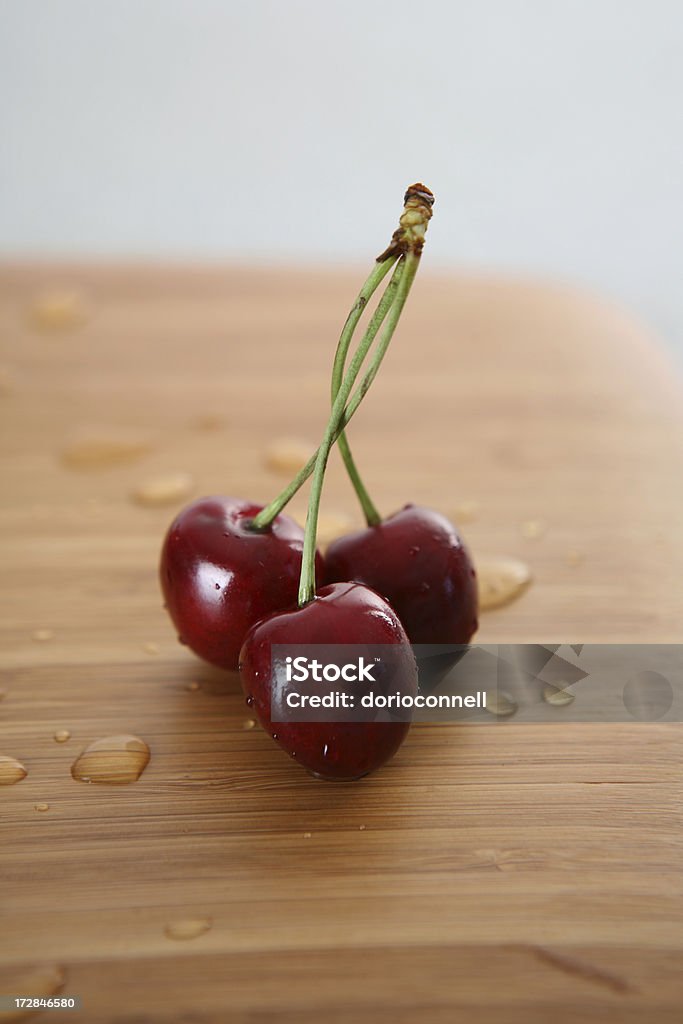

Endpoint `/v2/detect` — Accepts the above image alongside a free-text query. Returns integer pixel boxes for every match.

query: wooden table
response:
[1,264,682,1023]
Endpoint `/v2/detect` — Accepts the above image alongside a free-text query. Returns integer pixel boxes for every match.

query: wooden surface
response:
[1,263,682,1023]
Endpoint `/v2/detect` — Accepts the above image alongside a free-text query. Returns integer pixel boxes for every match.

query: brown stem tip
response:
[376,183,435,262]
[404,183,435,208]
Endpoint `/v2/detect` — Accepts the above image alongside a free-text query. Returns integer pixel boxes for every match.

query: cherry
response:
[160,496,323,671]
[239,582,417,780]
[324,504,478,646]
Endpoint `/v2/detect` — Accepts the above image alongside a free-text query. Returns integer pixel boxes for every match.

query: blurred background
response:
[1,0,682,352]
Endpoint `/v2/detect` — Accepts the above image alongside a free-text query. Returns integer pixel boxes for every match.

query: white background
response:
[1,1,681,351]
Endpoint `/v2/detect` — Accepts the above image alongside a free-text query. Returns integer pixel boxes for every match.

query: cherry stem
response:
[250,258,405,532]
[330,182,435,526]
[251,182,434,607]
[330,259,397,526]
[297,250,421,606]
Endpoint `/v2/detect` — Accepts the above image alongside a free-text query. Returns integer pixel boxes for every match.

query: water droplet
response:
[242,719,256,730]
[71,735,150,784]
[214,582,221,590]
[486,692,518,717]
[0,365,16,396]
[142,642,159,656]
[322,743,329,758]
[303,832,312,839]
[477,557,532,611]
[359,824,366,831]
[271,733,279,741]
[2,964,65,1015]
[245,695,254,707]
[131,472,194,508]
[34,802,50,812]
[452,500,479,523]
[32,628,55,642]
[566,549,583,567]
[265,438,315,474]
[187,681,200,692]
[29,288,88,330]
[520,519,546,540]
[543,685,575,707]
[54,730,71,743]
[84,497,104,517]
[61,430,151,470]
[623,671,674,720]
[317,512,352,545]
[164,917,212,941]
[192,413,226,431]
[0,755,28,785]
[408,546,421,557]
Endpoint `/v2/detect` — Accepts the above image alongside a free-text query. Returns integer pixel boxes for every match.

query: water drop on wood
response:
[0,964,65,1019]
[0,755,28,785]
[71,735,150,784]
[452,500,479,523]
[32,628,55,642]
[131,472,194,507]
[61,431,151,470]
[54,730,71,743]
[519,519,546,540]
[265,438,314,474]
[0,365,16,396]
[486,692,518,717]
[29,288,88,330]
[543,685,575,707]
[192,413,226,431]
[316,512,352,545]
[477,558,532,610]
[164,917,212,941]
[34,802,50,812]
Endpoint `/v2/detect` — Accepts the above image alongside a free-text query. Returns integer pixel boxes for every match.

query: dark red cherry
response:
[238,582,417,780]
[324,504,478,645]
[160,496,323,671]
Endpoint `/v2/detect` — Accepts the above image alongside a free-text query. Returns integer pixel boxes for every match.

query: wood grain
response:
[0,263,682,1023]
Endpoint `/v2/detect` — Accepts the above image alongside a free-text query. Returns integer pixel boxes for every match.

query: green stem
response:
[252,182,434,560]
[251,259,405,532]
[337,253,420,440]
[331,262,396,526]
[297,251,421,606]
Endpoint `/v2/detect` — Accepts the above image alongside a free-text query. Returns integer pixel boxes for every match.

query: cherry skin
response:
[324,504,478,645]
[239,582,417,780]
[160,496,323,671]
